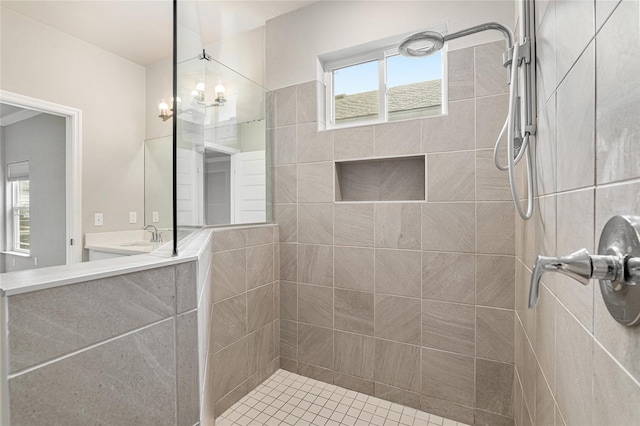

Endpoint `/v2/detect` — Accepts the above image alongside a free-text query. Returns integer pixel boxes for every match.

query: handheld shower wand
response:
[399,6,537,220]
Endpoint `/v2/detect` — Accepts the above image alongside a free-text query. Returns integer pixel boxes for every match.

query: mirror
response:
[173,50,269,247]
[1,1,174,268]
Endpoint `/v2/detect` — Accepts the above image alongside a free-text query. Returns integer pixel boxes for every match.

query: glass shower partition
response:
[174,0,269,252]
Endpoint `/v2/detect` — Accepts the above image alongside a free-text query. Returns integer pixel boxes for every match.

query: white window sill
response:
[1,251,31,258]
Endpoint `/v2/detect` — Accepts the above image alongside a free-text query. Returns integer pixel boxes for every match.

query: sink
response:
[118,241,160,247]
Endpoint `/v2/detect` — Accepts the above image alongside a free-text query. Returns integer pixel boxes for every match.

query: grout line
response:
[8,316,175,379]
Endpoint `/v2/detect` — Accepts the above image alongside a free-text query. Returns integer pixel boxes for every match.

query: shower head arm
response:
[443,22,514,50]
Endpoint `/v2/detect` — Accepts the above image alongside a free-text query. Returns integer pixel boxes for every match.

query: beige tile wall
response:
[515,0,640,425]
[200,225,281,421]
[272,40,517,425]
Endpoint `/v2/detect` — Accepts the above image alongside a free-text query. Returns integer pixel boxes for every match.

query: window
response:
[7,161,30,254]
[326,40,444,127]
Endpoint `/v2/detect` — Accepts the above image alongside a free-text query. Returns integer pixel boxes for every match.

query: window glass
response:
[333,60,379,124]
[386,51,442,121]
[12,180,30,253]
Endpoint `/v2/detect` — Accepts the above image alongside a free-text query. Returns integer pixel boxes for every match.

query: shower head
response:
[399,22,514,58]
[398,31,445,57]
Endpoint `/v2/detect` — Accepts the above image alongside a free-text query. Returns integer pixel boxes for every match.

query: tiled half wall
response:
[198,225,281,423]
[5,261,199,426]
[271,40,516,426]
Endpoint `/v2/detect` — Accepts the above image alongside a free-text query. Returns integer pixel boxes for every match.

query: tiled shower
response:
[2,0,640,425]
[269,39,515,425]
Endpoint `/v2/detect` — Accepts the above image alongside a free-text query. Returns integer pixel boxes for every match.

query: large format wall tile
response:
[298,244,333,286]
[211,249,247,302]
[427,151,475,202]
[423,99,475,153]
[334,203,375,247]
[298,162,334,202]
[593,343,640,425]
[334,247,374,291]
[555,0,594,82]
[9,319,176,426]
[375,294,421,345]
[212,294,247,352]
[555,305,593,426]
[421,300,475,356]
[374,203,421,249]
[271,126,297,165]
[8,266,176,372]
[374,120,421,156]
[475,41,510,97]
[298,283,333,328]
[476,255,515,309]
[273,85,297,127]
[176,262,197,314]
[213,337,249,402]
[247,284,274,332]
[375,249,421,298]
[375,339,421,393]
[334,126,374,160]
[297,80,322,125]
[274,165,297,204]
[248,323,275,376]
[556,43,595,192]
[333,331,375,380]
[298,203,333,244]
[247,244,274,290]
[475,94,508,150]
[447,47,474,101]
[475,359,514,416]
[334,289,374,335]
[274,204,297,242]
[422,348,475,406]
[297,122,333,163]
[596,0,640,185]
[422,203,475,252]
[422,252,475,304]
[298,324,333,369]
[177,312,199,426]
[476,307,514,363]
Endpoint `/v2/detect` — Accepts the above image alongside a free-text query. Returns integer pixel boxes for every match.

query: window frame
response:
[10,179,30,254]
[324,31,448,130]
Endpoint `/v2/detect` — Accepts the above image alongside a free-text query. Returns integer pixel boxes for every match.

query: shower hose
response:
[493,41,534,220]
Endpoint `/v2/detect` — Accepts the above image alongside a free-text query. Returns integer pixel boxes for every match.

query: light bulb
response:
[158,99,169,111]
[215,84,225,95]
[191,90,199,97]
[196,82,205,92]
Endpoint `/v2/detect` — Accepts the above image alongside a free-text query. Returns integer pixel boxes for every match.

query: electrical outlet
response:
[95,213,103,226]
[129,211,137,224]
[152,211,159,223]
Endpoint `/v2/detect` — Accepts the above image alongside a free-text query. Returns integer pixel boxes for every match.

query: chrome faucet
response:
[528,215,640,327]
[143,224,162,243]
[528,249,620,308]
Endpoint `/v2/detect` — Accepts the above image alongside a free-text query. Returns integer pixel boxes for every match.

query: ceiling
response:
[1,0,315,66]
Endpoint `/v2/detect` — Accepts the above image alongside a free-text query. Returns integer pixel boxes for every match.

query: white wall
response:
[1,114,66,272]
[265,0,515,89]
[0,8,146,235]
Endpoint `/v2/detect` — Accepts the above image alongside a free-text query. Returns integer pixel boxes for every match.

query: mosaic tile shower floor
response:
[216,369,470,426]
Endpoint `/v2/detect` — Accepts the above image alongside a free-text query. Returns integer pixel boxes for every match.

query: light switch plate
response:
[129,211,137,224]
[95,213,103,226]
[152,211,159,223]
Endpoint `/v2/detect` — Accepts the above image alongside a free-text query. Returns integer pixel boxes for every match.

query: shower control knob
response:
[528,215,640,327]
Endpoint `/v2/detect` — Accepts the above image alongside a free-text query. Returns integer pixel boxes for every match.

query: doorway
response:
[0,90,82,270]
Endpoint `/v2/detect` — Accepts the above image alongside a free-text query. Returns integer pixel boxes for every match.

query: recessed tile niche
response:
[335,155,425,201]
